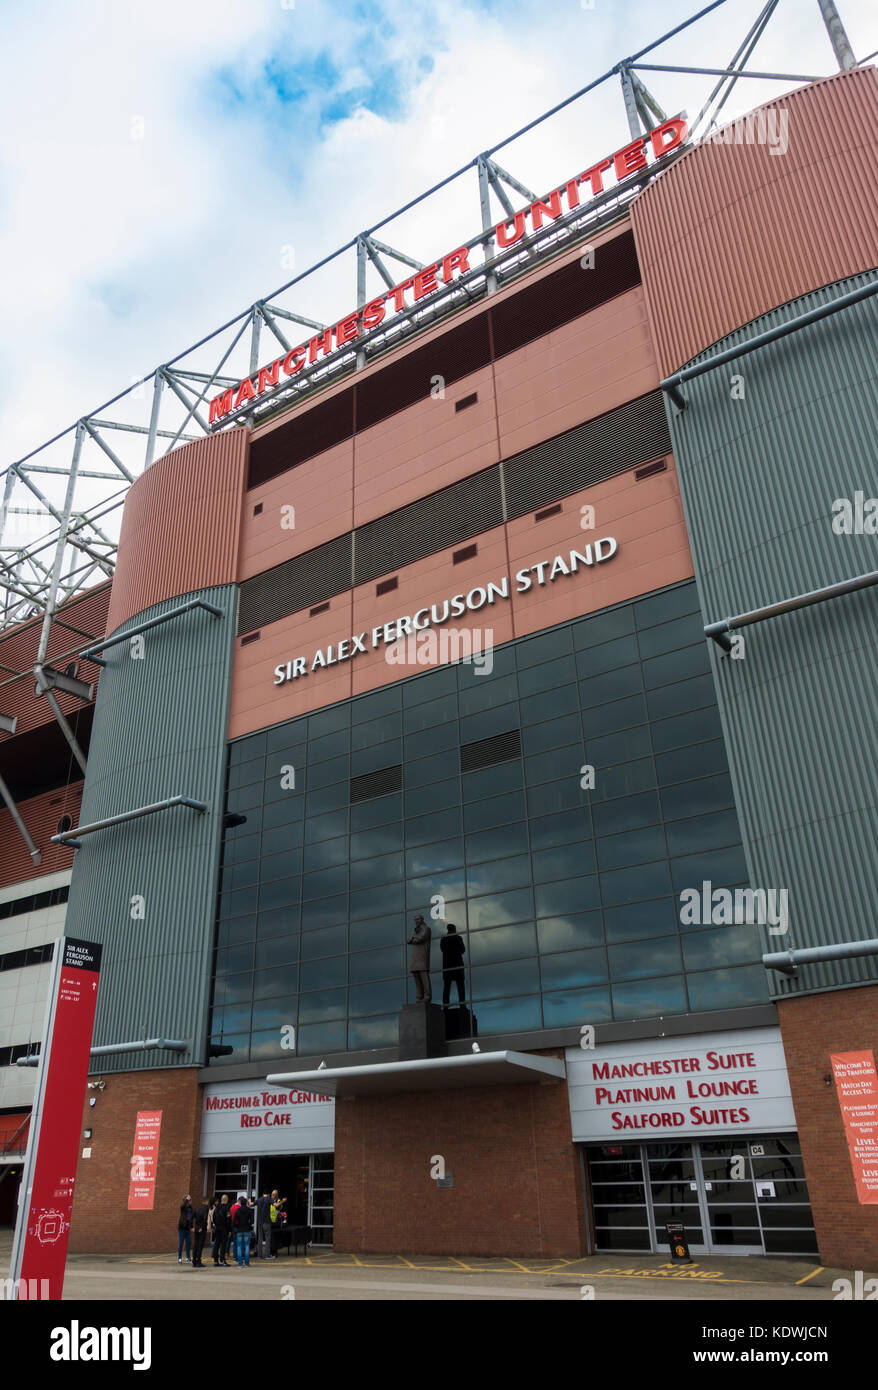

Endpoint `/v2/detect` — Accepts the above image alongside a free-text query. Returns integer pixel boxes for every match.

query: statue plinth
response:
[443,1005,478,1042]
[398,1002,447,1060]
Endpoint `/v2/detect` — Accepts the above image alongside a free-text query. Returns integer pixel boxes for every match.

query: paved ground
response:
[4,1230,872,1300]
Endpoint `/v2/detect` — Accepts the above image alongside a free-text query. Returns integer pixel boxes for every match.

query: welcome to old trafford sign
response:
[210,117,687,425]
[273,537,618,685]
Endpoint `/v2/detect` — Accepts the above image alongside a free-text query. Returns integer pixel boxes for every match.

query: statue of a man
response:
[408,913,432,1003]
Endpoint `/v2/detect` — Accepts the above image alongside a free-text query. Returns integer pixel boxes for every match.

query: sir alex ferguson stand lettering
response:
[7,937,102,1301]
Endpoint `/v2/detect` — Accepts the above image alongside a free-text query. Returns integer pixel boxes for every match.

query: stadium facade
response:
[1,66,877,1266]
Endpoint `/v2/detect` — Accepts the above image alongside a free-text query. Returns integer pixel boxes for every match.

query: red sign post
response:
[7,937,102,1300]
[128,1110,162,1211]
[831,1050,878,1206]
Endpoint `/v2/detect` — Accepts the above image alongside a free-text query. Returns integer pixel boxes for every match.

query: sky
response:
[1,0,877,551]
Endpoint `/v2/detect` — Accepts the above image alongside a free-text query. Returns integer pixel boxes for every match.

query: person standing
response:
[232,1194,253,1266]
[212,1193,231,1266]
[408,913,432,1002]
[177,1195,194,1264]
[255,1187,274,1260]
[192,1197,210,1267]
[440,922,466,1005]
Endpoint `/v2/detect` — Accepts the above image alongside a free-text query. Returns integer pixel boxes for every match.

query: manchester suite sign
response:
[209,117,688,424]
[567,1028,796,1142]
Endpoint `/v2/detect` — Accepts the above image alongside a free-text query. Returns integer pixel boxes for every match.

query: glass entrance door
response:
[588,1134,817,1257]
[644,1141,708,1255]
[697,1140,764,1255]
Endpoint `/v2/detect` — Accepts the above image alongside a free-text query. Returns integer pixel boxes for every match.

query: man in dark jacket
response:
[192,1199,210,1267]
[255,1188,275,1259]
[212,1193,231,1266]
[232,1195,253,1267]
[408,913,432,1002]
[440,922,466,1005]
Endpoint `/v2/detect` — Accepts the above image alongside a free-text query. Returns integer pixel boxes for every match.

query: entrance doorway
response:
[587,1133,817,1257]
[209,1154,334,1246]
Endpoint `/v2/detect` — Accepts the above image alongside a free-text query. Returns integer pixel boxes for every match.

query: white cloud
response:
[2,0,876,535]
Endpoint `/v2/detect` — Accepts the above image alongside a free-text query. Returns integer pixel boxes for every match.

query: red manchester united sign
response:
[208,116,687,425]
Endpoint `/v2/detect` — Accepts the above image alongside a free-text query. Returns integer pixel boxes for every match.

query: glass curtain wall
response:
[210,582,767,1064]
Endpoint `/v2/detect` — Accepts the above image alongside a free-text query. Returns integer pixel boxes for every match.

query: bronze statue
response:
[408,913,432,1002]
[440,921,466,1005]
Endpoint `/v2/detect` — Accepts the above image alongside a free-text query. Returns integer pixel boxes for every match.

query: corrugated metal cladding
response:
[61,585,238,1071]
[665,271,878,1000]
[237,389,670,635]
[106,429,247,635]
[632,66,878,378]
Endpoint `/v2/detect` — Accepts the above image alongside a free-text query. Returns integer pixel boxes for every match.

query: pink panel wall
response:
[494,287,658,459]
[352,366,499,527]
[236,224,644,579]
[239,440,354,582]
[227,457,693,739]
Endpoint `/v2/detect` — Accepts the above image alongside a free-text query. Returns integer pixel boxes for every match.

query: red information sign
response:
[8,937,102,1300]
[831,1050,878,1205]
[128,1110,162,1210]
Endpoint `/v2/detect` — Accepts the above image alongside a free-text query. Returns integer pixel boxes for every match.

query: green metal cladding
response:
[62,584,238,1070]
[665,270,878,999]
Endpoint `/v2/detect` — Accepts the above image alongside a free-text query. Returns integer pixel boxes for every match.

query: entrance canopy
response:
[265,1050,566,1097]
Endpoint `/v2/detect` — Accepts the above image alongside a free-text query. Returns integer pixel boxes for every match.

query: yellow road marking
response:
[120,1252,808,1289]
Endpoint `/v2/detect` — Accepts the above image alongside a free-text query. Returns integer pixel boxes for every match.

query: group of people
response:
[177,1189,288,1267]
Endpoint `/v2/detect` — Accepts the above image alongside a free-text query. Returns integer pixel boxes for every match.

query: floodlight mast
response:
[0,0,862,683]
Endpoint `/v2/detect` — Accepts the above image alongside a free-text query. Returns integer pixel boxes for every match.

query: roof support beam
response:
[0,768,41,864]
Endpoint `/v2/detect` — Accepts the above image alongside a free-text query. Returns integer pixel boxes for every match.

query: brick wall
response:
[334,1051,586,1257]
[777,986,878,1270]
[69,1067,203,1254]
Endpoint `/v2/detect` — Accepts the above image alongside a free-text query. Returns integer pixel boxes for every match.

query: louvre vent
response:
[237,532,353,635]
[353,467,503,588]
[535,503,562,522]
[634,458,668,481]
[376,576,398,596]
[460,729,522,773]
[350,764,403,803]
[453,543,478,564]
[240,631,261,646]
[455,392,478,412]
[502,391,671,521]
